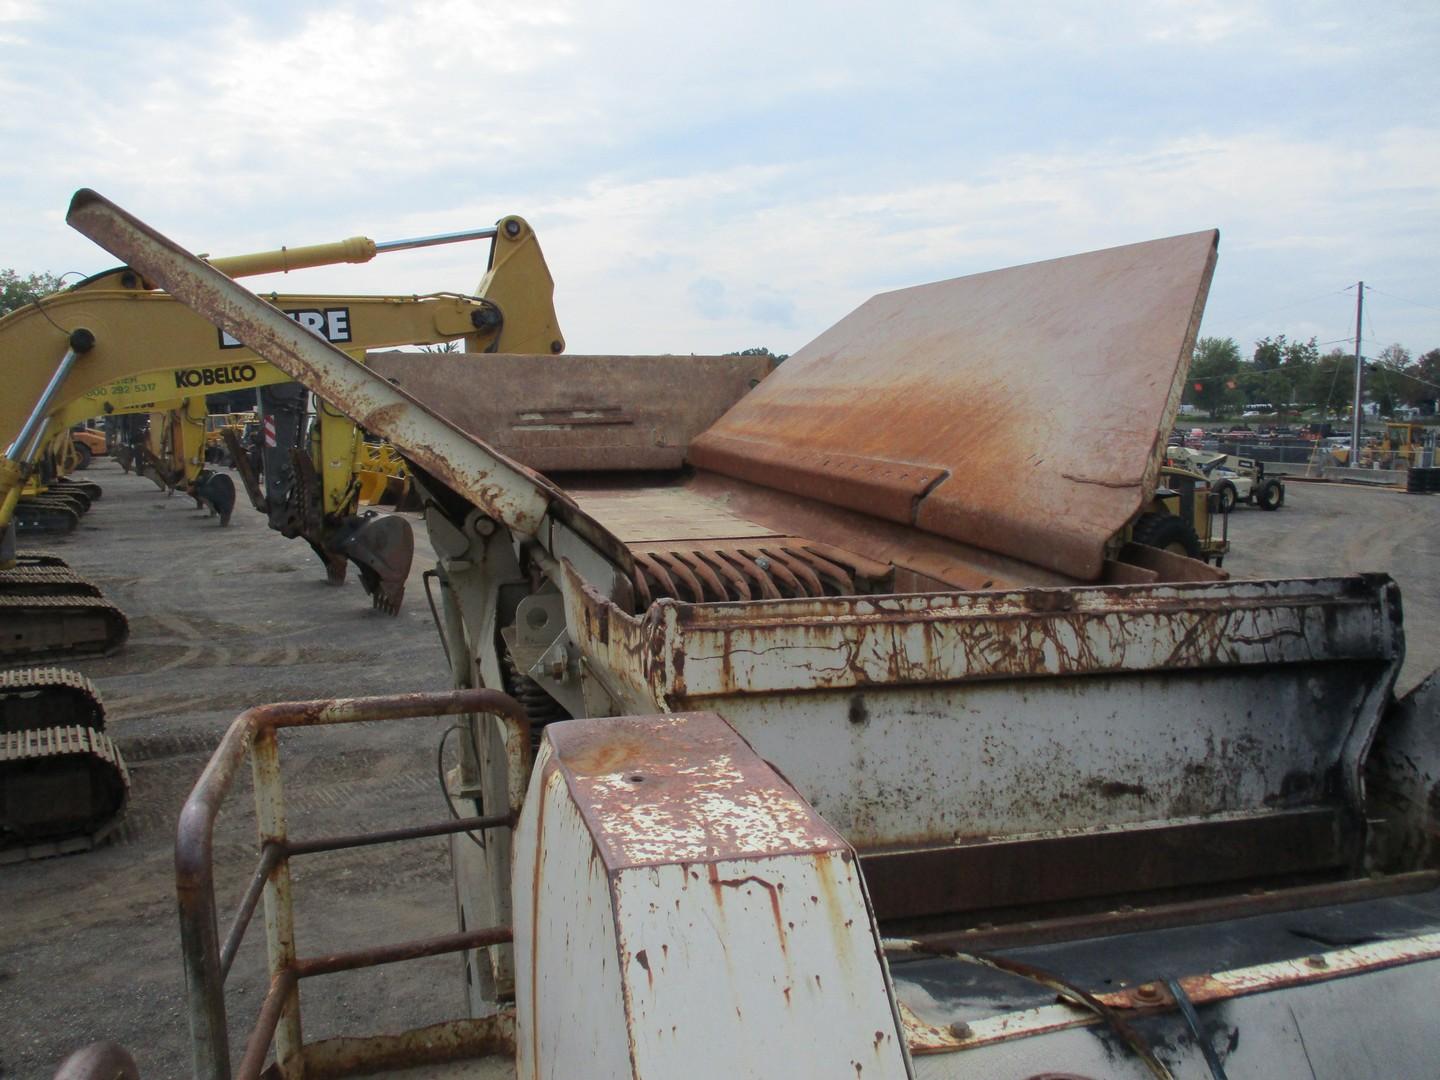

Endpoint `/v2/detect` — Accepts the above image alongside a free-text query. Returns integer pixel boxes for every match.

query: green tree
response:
[1371,344,1411,416]
[0,268,65,316]
[1186,336,1242,419]
[1256,335,1318,411]
[1305,349,1356,413]
[726,346,789,363]
[1252,334,1286,371]
[1283,337,1320,368]
[1397,348,1440,413]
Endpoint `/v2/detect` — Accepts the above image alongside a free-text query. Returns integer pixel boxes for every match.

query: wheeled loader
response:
[59,193,1440,1078]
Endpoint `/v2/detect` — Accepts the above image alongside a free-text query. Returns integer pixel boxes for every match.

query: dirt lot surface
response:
[1221,478,1440,696]
[2,463,1437,1078]
[2,462,464,1080]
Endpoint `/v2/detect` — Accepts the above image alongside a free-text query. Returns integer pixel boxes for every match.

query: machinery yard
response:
[1,460,1436,1079]
[2,194,1438,1080]
[3,7,1436,1076]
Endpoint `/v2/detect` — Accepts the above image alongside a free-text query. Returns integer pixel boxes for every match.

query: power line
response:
[1226,285,1359,324]
[1371,359,1440,393]
[1366,286,1440,314]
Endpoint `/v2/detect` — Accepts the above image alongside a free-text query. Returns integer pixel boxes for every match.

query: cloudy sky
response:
[3,1,1436,360]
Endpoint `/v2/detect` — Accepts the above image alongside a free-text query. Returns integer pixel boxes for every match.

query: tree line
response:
[1184,335,1440,420]
[1,269,65,316]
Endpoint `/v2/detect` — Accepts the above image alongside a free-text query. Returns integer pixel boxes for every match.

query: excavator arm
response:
[2,217,563,611]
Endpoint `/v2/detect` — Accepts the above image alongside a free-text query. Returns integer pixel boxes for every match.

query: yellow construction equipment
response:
[3,215,562,606]
[0,217,562,860]
[1123,460,1230,566]
[202,411,254,465]
[69,425,106,470]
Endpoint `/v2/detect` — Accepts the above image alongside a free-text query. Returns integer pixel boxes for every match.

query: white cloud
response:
[2,1,1435,358]
[0,0,40,21]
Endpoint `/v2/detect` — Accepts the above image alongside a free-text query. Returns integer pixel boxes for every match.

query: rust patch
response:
[1088,779,1149,799]
[634,948,652,988]
[548,713,846,870]
[362,402,408,433]
[707,868,786,944]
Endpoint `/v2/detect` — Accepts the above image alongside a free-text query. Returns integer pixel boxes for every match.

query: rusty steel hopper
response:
[369,233,1220,597]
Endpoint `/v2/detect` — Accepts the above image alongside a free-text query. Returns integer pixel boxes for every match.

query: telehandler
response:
[58,193,1440,1078]
[1124,460,1230,564]
[1166,443,1285,512]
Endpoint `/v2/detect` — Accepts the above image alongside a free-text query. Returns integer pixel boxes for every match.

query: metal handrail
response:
[175,689,530,1080]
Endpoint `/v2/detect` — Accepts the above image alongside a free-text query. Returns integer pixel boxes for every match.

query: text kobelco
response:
[217,307,352,350]
[174,363,258,389]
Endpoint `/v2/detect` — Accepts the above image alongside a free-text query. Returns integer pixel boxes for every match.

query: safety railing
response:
[176,689,530,1080]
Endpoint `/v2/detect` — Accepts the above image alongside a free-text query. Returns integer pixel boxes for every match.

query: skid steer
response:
[64,192,1440,1079]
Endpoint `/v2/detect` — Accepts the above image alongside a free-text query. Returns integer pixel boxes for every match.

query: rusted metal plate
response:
[579,572,1403,701]
[563,568,1403,851]
[567,480,784,543]
[690,230,1218,581]
[545,712,845,868]
[368,352,772,472]
[897,931,1440,1058]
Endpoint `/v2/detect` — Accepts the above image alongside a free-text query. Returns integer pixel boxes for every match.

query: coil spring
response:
[502,651,569,749]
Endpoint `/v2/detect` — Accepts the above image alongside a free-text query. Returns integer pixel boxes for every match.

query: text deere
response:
[219,307,352,349]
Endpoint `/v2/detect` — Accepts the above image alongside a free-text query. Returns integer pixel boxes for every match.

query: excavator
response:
[0,217,563,861]
[5,217,562,611]
[3,421,106,535]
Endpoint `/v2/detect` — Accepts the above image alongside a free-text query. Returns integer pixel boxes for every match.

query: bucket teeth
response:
[368,582,403,617]
[331,511,413,616]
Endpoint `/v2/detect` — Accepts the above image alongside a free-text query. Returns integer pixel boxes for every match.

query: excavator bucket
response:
[220,427,267,512]
[190,470,236,526]
[330,511,414,615]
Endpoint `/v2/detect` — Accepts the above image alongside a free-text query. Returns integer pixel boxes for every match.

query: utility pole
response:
[1350,281,1364,467]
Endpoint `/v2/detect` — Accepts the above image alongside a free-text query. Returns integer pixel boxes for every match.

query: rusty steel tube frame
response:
[175,689,529,1080]
[218,812,514,981]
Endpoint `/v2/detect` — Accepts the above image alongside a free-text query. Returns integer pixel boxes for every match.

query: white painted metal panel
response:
[613,854,908,1079]
[513,713,913,1080]
[512,754,633,1080]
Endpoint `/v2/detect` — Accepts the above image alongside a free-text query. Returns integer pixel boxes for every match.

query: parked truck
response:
[59,191,1440,1080]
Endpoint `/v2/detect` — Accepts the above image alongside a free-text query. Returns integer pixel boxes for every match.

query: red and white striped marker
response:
[263,416,277,448]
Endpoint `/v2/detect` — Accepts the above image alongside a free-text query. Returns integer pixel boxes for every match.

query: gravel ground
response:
[2,461,463,1079]
[1,462,1436,1078]
[1221,478,1440,696]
